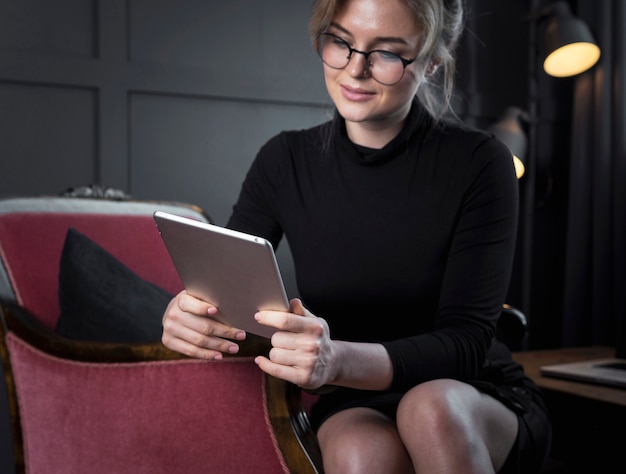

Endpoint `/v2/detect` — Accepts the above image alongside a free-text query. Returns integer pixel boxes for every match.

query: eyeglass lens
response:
[318,33,408,85]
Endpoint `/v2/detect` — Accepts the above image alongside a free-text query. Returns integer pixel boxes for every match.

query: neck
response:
[346,120,405,149]
[344,101,414,149]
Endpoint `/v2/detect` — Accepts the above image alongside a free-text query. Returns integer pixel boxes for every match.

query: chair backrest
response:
[0,197,207,329]
[0,196,322,474]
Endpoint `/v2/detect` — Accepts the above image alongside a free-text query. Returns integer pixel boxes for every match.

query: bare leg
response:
[316,380,518,474]
[317,407,415,474]
[396,379,518,473]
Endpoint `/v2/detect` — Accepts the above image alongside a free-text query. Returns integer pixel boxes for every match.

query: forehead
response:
[332,0,420,41]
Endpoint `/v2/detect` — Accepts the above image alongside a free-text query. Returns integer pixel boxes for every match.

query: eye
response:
[375,50,402,62]
[329,35,350,49]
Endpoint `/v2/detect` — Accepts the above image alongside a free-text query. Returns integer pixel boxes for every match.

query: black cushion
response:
[56,228,172,343]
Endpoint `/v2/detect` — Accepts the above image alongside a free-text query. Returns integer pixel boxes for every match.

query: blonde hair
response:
[309,0,465,122]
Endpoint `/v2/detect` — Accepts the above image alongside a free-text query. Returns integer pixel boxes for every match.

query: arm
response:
[381,134,519,390]
[244,132,518,391]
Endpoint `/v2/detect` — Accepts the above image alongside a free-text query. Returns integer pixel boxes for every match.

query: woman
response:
[162,0,552,472]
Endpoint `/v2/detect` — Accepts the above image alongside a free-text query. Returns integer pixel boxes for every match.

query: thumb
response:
[289,297,307,317]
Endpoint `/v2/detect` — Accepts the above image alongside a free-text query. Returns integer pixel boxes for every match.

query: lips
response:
[340,84,376,102]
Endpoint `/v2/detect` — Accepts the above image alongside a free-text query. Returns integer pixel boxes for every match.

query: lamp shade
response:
[487,107,527,179]
[543,2,600,77]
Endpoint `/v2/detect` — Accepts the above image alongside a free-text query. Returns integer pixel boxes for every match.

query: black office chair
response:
[497,304,529,351]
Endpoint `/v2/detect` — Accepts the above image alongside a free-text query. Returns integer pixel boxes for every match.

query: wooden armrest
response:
[267,378,324,473]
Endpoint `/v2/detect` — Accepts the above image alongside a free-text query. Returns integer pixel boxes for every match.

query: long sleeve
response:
[226,108,520,393]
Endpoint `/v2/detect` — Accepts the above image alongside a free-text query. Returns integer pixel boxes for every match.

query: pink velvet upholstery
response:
[6,332,288,474]
[0,199,205,329]
[0,214,182,329]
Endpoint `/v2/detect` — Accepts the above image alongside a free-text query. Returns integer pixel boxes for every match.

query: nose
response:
[346,51,370,78]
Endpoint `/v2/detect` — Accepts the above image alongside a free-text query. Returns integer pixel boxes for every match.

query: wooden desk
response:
[512,346,625,473]
[512,346,625,406]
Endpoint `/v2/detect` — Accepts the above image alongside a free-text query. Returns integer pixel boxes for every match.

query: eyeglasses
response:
[317,32,417,86]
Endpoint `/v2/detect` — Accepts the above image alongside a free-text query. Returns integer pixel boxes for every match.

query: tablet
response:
[153,211,289,339]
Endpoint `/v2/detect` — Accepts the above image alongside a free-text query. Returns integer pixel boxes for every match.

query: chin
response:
[336,110,373,124]
[334,101,378,122]
[336,105,400,126]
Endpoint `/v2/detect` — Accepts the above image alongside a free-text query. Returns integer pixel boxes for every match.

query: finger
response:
[177,290,217,316]
[289,298,321,321]
[162,332,231,360]
[172,291,245,341]
[184,312,246,342]
[165,301,245,341]
[255,355,321,389]
[256,305,322,335]
[254,355,301,383]
[162,315,242,354]
[289,298,306,316]
[254,309,297,334]
[163,295,245,358]
[268,344,320,371]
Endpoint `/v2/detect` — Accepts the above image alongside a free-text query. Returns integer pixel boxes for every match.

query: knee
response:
[396,379,472,441]
[320,429,401,474]
[318,408,413,474]
[321,440,372,474]
[395,381,512,472]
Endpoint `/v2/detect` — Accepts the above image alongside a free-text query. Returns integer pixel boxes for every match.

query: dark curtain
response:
[562,0,626,347]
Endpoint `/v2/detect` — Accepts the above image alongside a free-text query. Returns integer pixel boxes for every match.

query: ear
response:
[425,61,440,76]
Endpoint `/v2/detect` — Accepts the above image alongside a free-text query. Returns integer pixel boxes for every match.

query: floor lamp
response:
[488,0,600,322]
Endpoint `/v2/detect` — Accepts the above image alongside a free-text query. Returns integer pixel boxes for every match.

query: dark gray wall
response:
[0,0,332,294]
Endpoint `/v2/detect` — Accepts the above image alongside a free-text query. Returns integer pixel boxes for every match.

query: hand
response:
[254,298,337,390]
[161,290,246,360]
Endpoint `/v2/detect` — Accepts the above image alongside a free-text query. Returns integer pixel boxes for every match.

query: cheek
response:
[387,72,423,105]
[323,67,340,94]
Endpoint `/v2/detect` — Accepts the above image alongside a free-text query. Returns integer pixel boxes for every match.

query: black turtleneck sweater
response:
[227,103,530,424]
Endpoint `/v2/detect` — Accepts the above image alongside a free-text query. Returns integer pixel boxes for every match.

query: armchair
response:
[0,195,322,474]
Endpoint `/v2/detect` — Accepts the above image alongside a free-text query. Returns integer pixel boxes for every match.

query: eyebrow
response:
[328,22,411,47]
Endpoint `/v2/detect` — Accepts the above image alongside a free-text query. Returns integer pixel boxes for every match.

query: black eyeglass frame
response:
[317,32,418,85]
